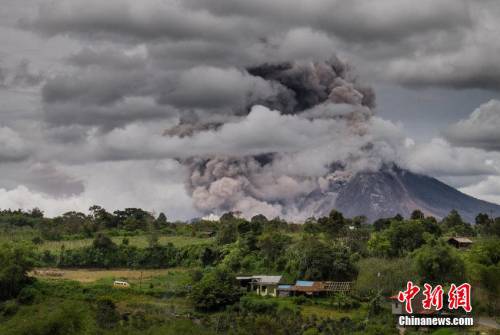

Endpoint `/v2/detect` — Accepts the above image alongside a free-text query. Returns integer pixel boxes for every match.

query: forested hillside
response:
[0,207,499,334]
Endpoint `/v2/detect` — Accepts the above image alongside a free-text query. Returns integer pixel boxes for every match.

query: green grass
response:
[301,303,368,319]
[0,227,38,244]
[37,235,213,253]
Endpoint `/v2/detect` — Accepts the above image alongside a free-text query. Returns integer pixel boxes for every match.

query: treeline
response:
[0,206,171,240]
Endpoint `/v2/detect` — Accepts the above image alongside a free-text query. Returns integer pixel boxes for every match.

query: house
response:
[388,293,443,331]
[447,237,473,249]
[236,275,282,296]
[252,276,282,296]
[387,293,439,316]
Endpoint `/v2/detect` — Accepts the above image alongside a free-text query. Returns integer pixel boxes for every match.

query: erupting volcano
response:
[162,57,500,222]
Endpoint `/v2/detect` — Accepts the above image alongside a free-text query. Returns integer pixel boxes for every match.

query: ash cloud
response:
[162,58,402,219]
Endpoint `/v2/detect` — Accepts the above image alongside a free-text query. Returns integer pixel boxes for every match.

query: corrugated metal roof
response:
[278,285,292,289]
[295,280,314,287]
[252,275,282,284]
[449,237,473,243]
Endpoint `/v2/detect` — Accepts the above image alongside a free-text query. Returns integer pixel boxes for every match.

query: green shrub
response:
[240,296,278,314]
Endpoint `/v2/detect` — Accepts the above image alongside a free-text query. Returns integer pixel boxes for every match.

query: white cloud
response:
[460,176,500,205]
[444,99,500,151]
[0,159,198,219]
[403,137,500,177]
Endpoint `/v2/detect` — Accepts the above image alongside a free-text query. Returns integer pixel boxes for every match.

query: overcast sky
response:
[1,0,500,219]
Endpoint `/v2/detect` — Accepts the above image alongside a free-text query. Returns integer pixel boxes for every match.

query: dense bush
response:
[0,243,34,301]
[190,267,241,311]
[413,239,465,284]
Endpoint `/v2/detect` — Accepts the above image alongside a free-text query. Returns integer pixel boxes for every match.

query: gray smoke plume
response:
[164,57,401,220]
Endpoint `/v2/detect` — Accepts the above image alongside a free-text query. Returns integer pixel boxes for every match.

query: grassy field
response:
[36,235,213,253]
[30,267,186,283]
[301,303,368,320]
[0,227,38,244]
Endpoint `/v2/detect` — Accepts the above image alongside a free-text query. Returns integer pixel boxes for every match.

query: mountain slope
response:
[333,166,500,223]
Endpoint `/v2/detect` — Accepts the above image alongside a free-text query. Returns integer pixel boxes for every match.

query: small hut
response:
[447,237,473,249]
[236,275,283,296]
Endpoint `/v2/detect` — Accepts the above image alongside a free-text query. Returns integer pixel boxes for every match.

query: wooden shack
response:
[447,237,473,249]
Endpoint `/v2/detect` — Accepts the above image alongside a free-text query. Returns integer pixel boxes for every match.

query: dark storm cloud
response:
[28,0,500,93]
[157,66,283,111]
[42,70,148,105]
[66,47,147,70]
[29,0,262,43]
[45,98,176,130]
[11,59,44,87]
[0,59,44,88]
[185,0,471,42]
[0,65,6,87]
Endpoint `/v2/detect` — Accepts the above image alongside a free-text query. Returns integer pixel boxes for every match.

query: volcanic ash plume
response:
[164,57,403,220]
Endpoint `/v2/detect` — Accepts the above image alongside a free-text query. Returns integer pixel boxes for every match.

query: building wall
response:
[392,301,403,315]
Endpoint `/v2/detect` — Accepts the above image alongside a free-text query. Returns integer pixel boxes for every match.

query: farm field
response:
[30,267,188,283]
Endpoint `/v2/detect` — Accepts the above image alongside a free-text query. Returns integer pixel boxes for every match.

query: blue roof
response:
[295,280,314,287]
[278,285,292,289]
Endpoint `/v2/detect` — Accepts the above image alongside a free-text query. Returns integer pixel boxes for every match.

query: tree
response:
[475,213,500,237]
[441,209,475,236]
[216,222,238,245]
[0,243,34,301]
[251,214,268,224]
[467,239,500,314]
[96,297,120,329]
[287,237,357,281]
[413,239,465,284]
[92,233,116,251]
[369,219,440,257]
[155,212,168,228]
[190,268,240,311]
[89,205,116,229]
[410,209,424,220]
[29,207,44,218]
[317,210,346,238]
[367,232,391,257]
[372,218,391,231]
[475,213,492,226]
[257,232,292,266]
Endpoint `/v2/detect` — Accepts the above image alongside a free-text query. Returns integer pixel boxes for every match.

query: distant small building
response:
[236,275,282,296]
[387,293,439,316]
[388,293,442,331]
[447,237,473,249]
